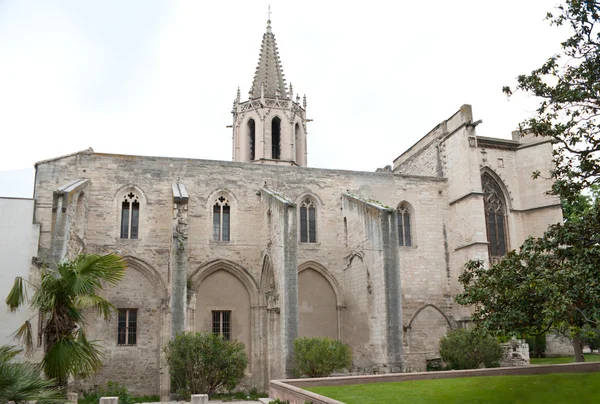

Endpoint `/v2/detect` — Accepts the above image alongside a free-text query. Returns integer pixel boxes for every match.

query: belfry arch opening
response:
[271,117,281,160]
[248,119,256,161]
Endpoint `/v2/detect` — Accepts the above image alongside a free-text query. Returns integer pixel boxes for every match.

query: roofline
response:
[34,149,448,182]
[34,148,94,167]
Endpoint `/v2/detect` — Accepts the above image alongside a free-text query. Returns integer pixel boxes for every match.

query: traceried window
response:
[272,117,281,159]
[120,192,140,239]
[299,199,317,243]
[213,196,231,241]
[482,173,508,257]
[117,309,137,345]
[248,119,256,160]
[212,310,231,340]
[397,205,412,247]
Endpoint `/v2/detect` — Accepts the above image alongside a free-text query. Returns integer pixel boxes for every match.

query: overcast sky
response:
[0,1,566,197]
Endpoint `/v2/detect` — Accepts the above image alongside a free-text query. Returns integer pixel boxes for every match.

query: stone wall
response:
[30,103,562,394]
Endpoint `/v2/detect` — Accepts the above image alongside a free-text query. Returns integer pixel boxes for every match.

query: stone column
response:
[171,182,189,336]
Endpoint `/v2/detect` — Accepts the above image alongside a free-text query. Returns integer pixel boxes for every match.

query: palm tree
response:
[5,253,126,387]
[0,345,64,403]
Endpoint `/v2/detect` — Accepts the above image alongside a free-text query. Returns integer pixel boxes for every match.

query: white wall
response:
[0,197,39,347]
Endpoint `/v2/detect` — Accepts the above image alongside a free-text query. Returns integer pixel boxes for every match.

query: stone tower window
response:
[212,310,231,340]
[213,196,231,241]
[397,205,412,247]
[120,192,140,239]
[272,117,281,159]
[482,173,508,258]
[248,119,256,160]
[117,308,137,345]
[300,199,317,243]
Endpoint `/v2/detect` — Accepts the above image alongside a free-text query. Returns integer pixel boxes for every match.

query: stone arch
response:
[298,261,343,340]
[121,255,168,300]
[189,259,259,307]
[87,255,165,394]
[480,167,513,210]
[406,303,452,330]
[247,118,256,161]
[298,261,343,306]
[406,304,451,371]
[190,259,257,369]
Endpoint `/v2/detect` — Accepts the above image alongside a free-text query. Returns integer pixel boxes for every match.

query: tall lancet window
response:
[397,205,412,247]
[482,173,508,257]
[272,117,281,159]
[213,196,231,241]
[120,192,140,239]
[299,199,317,243]
[248,119,256,160]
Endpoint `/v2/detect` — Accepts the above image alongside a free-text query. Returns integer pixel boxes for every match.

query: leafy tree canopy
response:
[456,201,600,361]
[503,0,600,203]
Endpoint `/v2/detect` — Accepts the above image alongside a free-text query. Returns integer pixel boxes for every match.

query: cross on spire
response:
[267,5,272,22]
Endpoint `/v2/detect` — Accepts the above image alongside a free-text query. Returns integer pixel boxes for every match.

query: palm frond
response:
[5,277,27,312]
[74,294,115,319]
[0,345,64,403]
[42,330,104,384]
[0,345,22,363]
[69,254,126,295]
[12,321,34,355]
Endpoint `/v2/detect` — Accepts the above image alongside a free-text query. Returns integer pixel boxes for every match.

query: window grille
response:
[212,310,231,340]
[117,308,137,345]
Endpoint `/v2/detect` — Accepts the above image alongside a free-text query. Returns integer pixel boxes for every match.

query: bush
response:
[526,333,547,358]
[582,325,600,352]
[439,328,503,370]
[165,332,248,398]
[80,381,134,404]
[293,337,352,377]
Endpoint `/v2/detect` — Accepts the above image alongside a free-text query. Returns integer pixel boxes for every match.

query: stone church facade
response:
[29,19,562,398]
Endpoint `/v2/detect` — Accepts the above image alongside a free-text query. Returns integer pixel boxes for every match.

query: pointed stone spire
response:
[236,87,241,103]
[249,16,288,99]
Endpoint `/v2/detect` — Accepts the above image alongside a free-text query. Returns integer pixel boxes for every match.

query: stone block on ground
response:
[191,394,209,404]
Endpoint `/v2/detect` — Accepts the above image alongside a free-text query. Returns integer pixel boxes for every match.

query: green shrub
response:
[165,332,248,398]
[293,337,352,377]
[80,381,134,404]
[526,333,547,358]
[582,325,600,352]
[439,328,503,370]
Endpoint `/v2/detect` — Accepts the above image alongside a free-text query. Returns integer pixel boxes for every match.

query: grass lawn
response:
[306,372,600,404]
[531,353,600,365]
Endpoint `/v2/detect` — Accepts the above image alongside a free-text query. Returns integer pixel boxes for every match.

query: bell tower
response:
[231,17,308,167]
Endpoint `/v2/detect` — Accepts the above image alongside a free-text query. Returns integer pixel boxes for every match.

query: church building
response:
[29,18,562,398]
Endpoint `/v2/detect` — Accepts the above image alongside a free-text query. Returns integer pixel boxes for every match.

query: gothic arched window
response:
[248,119,256,161]
[121,192,140,239]
[272,117,281,160]
[397,205,412,247]
[299,199,317,243]
[213,196,231,241]
[482,173,508,257]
